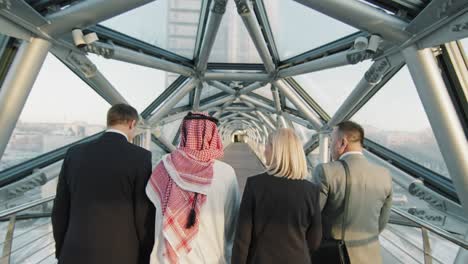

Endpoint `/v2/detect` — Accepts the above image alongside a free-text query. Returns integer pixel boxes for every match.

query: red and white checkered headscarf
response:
[148,112,223,263]
[178,112,224,162]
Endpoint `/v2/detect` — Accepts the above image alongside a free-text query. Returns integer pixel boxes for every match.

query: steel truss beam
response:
[239,81,265,94]
[86,41,195,76]
[204,71,270,81]
[193,0,213,61]
[192,82,204,111]
[208,81,237,95]
[293,0,410,43]
[252,0,280,64]
[199,95,236,111]
[51,45,128,105]
[0,38,51,160]
[88,25,192,66]
[274,80,323,130]
[280,31,369,67]
[328,53,405,127]
[235,0,275,73]
[403,45,468,217]
[196,0,228,72]
[207,63,265,71]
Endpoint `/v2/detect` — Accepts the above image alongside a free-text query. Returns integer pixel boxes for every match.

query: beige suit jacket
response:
[313,153,393,264]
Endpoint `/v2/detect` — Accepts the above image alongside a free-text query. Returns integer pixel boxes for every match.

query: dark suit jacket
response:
[52,132,155,264]
[232,173,322,264]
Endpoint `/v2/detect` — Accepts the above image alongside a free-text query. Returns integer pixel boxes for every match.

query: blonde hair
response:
[266,128,308,180]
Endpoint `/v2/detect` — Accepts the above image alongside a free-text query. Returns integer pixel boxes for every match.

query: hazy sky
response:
[14,0,468,134]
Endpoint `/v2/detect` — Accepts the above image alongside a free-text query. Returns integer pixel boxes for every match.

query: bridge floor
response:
[221,143,265,193]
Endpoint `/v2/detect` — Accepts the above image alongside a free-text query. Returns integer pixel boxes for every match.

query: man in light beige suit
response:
[314,121,393,264]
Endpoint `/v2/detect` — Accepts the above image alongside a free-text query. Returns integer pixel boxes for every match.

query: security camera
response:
[72,29,99,48]
[72,29,86,48]
[353,36,368,51]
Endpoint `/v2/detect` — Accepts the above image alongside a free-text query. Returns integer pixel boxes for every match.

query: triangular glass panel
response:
[174,93,190,108]
[160,118,183,144]
[252,84,273,100]
[352,66,450,178]
[294,61,372,116]
[264,1,358,60]
[0,54,109,172]
[285,98,297,110]
[208,0,262,63]
[201,84,224,100]
[100,0,202,59]
[89,54,179,113]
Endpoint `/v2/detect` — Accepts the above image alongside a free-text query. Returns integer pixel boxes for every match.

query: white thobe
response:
[146,156,240,264]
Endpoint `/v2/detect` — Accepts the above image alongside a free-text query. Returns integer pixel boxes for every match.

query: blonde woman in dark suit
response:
[232,128,322,264]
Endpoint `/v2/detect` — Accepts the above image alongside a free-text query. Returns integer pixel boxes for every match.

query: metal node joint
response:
[212,0,228,14]
[66,51,98,78]
[234,0,250,15]
[364,57,392,84]
[84,41,115,59]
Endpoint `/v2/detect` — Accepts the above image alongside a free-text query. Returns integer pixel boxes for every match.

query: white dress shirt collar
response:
[106,128,129,141]
[339,151,363,160]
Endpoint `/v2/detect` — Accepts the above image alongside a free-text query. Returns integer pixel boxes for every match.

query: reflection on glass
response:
[0,55,109,172]
[294,61,372,116]
[89,54,173,112]
[352,66,450,178]
[209,0,262,63]
[264,0,357,60]
[101,0,202,59]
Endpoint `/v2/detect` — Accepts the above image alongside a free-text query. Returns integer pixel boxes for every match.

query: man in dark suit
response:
[52,103,155,264]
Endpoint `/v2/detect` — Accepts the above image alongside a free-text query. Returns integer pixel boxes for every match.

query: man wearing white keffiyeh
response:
[146,112,240,264]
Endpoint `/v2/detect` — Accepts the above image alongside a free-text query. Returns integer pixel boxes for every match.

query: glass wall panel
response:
[0,54,109,171]
[294,61,372,116]
[101,0,202,58]
[208,0,262,63]
[201,85,223,100]
[352,66,450,178]
[264,1,357,60]
[89,54,175,112]
[286,98,297,110]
